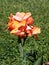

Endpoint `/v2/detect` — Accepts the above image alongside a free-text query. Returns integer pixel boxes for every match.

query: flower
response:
[7,12,40,38]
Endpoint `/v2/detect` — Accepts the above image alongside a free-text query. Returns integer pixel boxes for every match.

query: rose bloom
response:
[7,12,40,38]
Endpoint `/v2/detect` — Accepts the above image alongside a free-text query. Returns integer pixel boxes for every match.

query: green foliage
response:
[0,0,49,65]
[34,56,43,65]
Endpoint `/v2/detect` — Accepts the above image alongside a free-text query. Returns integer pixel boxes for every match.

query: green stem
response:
[18,43,23,65]
[18,37,26,65]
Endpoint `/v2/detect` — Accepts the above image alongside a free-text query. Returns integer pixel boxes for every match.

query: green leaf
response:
[34,56,43,65]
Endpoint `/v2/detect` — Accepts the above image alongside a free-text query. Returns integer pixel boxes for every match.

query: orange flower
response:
[7,12,41,38]
[8,20,26,30]
[26,16,34,25]
[25,26,40,37]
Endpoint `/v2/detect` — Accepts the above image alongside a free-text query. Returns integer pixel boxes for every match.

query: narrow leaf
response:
[34,56,43,65]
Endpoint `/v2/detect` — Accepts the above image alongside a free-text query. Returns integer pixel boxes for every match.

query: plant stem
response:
[18,37,26,65]
[18,43,23,65]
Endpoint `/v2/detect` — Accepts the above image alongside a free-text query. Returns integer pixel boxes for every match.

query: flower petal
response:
[23,12,31,20]
[26,25,31,30]
[13,12,24,21]
[19,32,25,38]
[18,26,26,32]
[26,26,32,37]
[26,16,34,25]
[32,27,41,34]
[10,29,21,36]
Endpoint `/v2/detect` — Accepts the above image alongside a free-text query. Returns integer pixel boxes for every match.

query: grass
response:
[0,0,49,65]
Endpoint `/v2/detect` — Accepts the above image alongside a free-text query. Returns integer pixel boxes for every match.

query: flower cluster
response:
[7,12,40,38]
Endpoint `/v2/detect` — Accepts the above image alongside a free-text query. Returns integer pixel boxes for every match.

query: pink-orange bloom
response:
[7,12,40,38]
